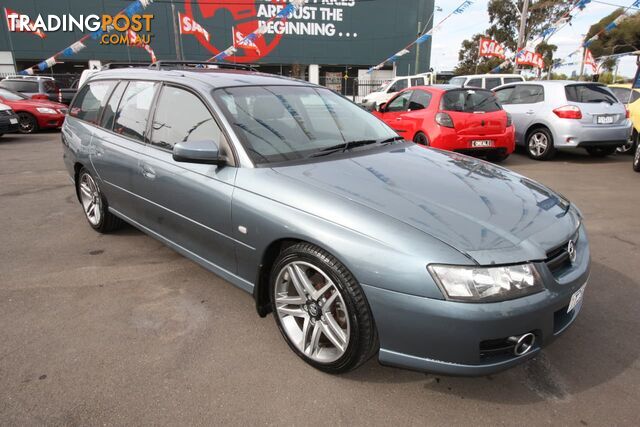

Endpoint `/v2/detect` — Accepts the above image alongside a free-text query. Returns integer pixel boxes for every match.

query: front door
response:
[379,90,413,136]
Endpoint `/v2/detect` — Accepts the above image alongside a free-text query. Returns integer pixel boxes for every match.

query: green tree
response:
[584,9,640,72]
[454,0,571,75]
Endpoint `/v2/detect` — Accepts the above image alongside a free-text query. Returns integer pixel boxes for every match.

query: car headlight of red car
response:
[36,107,58,115]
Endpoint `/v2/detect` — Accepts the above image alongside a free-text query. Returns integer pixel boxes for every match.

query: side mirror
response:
[173,140,226,165]
[376,103,387,113]
[31,94,48,100]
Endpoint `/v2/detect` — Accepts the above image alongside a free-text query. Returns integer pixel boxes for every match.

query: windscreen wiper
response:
[310,136,404,158]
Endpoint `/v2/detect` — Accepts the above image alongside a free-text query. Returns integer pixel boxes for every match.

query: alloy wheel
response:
[79,172,102,226]
[18,113,36,134]
[634,144,640,171]
[617,140,634,154]
[528,132,548,158]
[274,261,350,364]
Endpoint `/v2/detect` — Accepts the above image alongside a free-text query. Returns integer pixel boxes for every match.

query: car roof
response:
[88,68,316,89]
[412,84,490,92]
[453,74,523,79]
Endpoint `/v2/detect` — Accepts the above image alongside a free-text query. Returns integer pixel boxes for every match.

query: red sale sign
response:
[478,38,505,59]
[178,12,210,42]
[516,49,545,69]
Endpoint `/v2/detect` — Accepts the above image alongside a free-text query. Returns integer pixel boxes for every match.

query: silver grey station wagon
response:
[62,62,590,376]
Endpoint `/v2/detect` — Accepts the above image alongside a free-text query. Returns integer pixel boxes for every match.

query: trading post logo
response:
[5,12,154,46]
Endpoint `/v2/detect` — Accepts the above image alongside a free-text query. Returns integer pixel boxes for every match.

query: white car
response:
[360,73,435,109]
[449,74,524,90]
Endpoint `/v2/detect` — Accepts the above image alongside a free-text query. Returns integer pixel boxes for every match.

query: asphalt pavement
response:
[1,132,639,426]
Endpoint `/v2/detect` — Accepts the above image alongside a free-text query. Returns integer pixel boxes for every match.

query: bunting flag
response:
[178,12,210,42]
[479,38,506,59]
[4,7,46,39]
[233,27,261,55]
[209,0,306,61]
[19,0,155,75]
[367,0,474,74]
[583,48,597,73]
[128,30,157,63]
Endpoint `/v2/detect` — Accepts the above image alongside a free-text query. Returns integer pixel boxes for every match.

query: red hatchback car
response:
[0,87,67,134]
[373,85,515,162]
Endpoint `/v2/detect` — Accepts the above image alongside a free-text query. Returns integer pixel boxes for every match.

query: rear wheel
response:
[270,243,377,374]
[633,142,640,172]
[526,128,555,160]
[617,130,638,155]
[586,146,617,157]
[77,168,123,233]
[413,132,430,146]
[17,112,38,134]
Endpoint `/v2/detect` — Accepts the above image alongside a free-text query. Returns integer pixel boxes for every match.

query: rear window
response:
[411,77,425,86]
[565,84,617,104]
[441,89,501,113]
[0,80,38,92]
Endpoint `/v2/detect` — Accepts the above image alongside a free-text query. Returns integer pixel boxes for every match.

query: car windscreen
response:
[565,84,618,105]
[0,80,38,93]
[214,86,397,165]
[0,88,27,100]
[448,77,466,86]
[441,89,501,113]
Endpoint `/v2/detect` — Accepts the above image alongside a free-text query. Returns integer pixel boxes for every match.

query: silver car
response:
[62,64,590,376]
[494,81,632,160]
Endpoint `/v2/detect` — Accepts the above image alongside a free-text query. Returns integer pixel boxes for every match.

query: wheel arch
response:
[73,162,86,202]
[525,123,555,145]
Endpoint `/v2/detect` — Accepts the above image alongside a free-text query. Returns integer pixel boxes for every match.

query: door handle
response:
[141,165,156,180]
[396,117,402,121]
[526,110,535,115]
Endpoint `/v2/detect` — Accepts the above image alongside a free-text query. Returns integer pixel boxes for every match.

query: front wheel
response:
[633,142,640,172]
[17,112,38,134]
[413,132,430,146]
[77,168,123,233]
[586,146,617,157]
[526,128,555,160]
[270,243,377,374]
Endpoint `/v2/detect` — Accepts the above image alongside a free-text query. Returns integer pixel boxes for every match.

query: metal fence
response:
[318,77,388,103]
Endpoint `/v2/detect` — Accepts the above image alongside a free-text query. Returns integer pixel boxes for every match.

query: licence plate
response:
[10,118,18,124]
[471,140,494,148]
[567,285,586,313]
[597,115,614,124]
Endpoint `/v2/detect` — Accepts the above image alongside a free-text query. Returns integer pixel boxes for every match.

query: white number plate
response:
[472,140,494,147]
[597,116,614,124]
[567,285,586,313]
[10,118,18,124]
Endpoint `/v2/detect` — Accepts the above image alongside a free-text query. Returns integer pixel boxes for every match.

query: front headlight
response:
[428,263,544,302]
[36,107,57,114]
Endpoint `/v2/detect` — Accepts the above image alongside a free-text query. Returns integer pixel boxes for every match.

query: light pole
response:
[515,0,531,74]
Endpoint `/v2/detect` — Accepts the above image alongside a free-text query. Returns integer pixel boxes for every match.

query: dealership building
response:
[0,0,434,87]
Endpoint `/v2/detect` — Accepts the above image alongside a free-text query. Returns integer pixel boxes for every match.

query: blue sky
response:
[430,0,639,78]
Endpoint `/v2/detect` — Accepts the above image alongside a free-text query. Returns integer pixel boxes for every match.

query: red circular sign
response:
[184,0,284,62]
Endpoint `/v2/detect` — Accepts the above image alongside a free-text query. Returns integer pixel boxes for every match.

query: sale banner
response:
[478,37,505,59]
[584,48,597,73]
[516,49,545,69]
[178,12,210,42]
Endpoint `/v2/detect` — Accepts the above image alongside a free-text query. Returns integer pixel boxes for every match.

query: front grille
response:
[545,230,579,275]
[480,338,516,360]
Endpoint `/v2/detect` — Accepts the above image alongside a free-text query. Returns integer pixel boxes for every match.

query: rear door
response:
[137,84,238,273]
[495,84,544,144]
[442,89,506,145]
[565,84,627,127]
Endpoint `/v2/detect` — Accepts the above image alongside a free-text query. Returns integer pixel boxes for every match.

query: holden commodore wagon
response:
[62,62,590,375]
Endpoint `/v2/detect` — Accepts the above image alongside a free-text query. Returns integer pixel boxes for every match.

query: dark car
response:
[0,102,20,137]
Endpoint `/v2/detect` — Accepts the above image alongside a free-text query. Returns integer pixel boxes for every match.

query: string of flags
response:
[367,0,474,74]
[3,8,46,39]
[17,0,156,75]
[208,0,306,62]
[554,0,640,70]
[490,0,592,73]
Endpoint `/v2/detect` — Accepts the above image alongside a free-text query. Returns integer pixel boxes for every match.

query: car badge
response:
[567,240,577,264]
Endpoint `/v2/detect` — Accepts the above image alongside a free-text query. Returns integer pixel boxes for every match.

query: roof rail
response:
[103,62,152,70]
[4,75,55,80]
[149,60,258,72]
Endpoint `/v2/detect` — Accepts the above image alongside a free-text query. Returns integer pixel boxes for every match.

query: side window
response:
[150,86,223,151]
[610,88,631,103]
[409,90,431,110]
[69,80,116,125]
[466,78,482,88]
[632,90,640,103]
[113,81,158,142]
[43,80,59,93]
[389,79,408,93]
[485,78,502,90]
[495,87,515,104]
[411,77,425,87]
[100,81,127,130]
[504,77,524,84]
[512,85,544,104]
[386,91,413,112]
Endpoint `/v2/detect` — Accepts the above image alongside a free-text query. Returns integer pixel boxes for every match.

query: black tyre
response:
[17,112,38,134]
[486,151,510,163]
[270,243,377,374]
[633,142,640,172]
[526,127,555,160]
[76,167,123,233]
[413,131,430,146]
[617,130,638,155]
[586,146,617,157]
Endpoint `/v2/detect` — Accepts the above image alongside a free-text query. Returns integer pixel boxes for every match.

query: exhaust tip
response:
[508,333,536,356]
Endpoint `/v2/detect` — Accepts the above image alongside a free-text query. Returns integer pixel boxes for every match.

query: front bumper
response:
[36,113,66,129]
[363,225,590,376]
[552,119,632,149]
[0,113,20,133]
